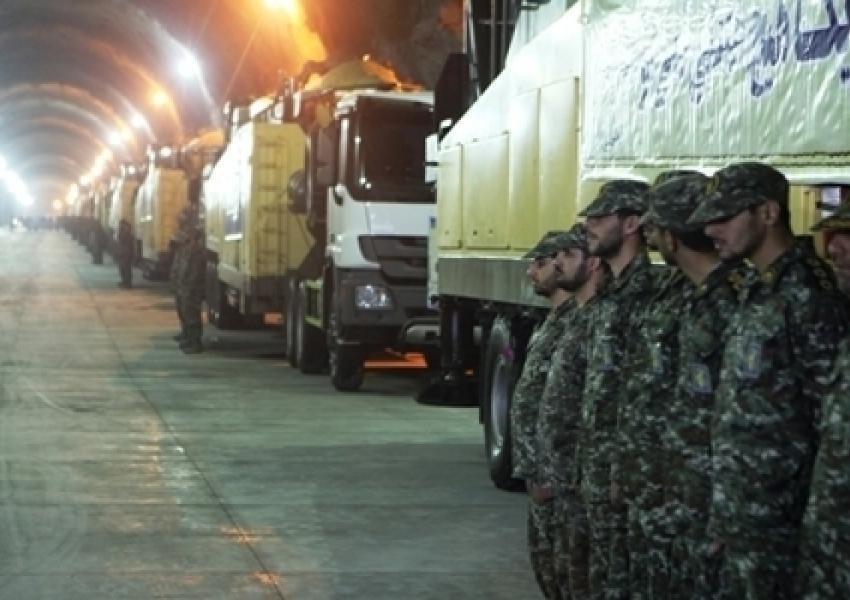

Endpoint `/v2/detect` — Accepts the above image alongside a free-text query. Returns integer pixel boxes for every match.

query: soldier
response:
[613,174,709,599]
[797,193,850,599]
[639,174,750,599]
[687,162,850,599]
[171,204,205,353]
[578,179,659,600]
[116,218,134,288]
[510,229,575,599]
[537,223,609,600]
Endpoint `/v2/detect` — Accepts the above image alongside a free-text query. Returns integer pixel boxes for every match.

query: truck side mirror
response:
[287,169,307,214]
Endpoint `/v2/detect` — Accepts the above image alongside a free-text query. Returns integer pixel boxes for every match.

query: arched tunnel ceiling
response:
[0,0,461,213]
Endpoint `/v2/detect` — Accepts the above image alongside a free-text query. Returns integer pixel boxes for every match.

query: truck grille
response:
[359,236,428,284]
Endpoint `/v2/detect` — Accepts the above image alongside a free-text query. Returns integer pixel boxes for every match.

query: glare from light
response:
[66,184,78,206]
[264,0,300,18]
[160,147,174,159]
[108,131,124,146]
[0,159,33,207]
[52,199,64,213]
[152,89,170,108]
[131,113,148,129]
[79,174,93,187]
[177,51,202,80]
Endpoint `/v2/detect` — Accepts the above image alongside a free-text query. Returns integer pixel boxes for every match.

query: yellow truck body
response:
[203,121,314,316]
[134,167,188,273]
[107,176,140,236]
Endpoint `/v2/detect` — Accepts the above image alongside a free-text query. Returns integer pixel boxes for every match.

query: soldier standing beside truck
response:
[797,194,850,599]
[537,223,608,600]
[688,163,850,600]
[171,204,206,353]
[578,179,657,600]
[116,218,134,288]
[509,230,574,599]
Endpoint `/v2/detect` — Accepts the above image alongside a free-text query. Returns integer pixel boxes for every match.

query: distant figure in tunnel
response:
[171,204,206,354]
[116,218,134,288]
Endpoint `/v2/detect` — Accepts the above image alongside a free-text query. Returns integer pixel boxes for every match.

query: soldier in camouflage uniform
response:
[171,203,206,354]
[612,174,710,599]
[510,230,576,599]
[637,174,749,599]
[796,194,850,599]
[578,179,660,600]
[534,224,609,600]
[688,162,850,600]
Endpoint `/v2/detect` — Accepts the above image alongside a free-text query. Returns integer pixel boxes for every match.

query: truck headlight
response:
[354,285,394,310]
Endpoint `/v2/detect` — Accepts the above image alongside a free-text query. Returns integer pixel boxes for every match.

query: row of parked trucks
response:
[66,58,439,393]
[64,0,850,489]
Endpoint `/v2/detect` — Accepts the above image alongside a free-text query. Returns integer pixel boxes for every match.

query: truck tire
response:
[327,293,365,391]
[296,283,327,374]
[285,277,299,366]
[481,317,524,491]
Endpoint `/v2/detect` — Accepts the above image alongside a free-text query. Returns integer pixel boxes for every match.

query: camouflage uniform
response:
[796,340,850,599]
[615,267,689,600]
[796,201,850,599]
[511,231,575,600]
[171,205,205,350]
[578,180,658,600]
[688,164,850,600]
[661,260,748,599]
[535,225,601,600]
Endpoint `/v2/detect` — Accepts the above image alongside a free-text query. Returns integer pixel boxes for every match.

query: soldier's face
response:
[827,230,850,296]
[555,248,590,292]
[585,214,624,259]
[704,208,765,261]
[527,255,559,297]
[645,224,676,266]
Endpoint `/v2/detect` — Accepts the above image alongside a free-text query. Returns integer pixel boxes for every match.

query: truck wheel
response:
[481,317,524,491]
[296,283,327,374]
[285,278,299,366]
[327,297,364,391]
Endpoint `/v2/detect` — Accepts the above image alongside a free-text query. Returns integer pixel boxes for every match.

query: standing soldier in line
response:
[797,192,850,599]
[613,174,708,599]
[642,175,751,599]
[171,204,206,354]
[175,221,207,354]
[687,163,850,599]
[510,230,576,599]
[578,179,659,600]
[537,223,609,600]
[116,218,134,288]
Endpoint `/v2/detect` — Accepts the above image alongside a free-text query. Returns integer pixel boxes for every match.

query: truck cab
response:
[280,59,438,391]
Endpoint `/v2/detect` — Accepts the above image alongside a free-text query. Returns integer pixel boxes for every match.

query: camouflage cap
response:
[643,173,710,233]
[562,222,590,253]
[524,230,569,259]
[578,179,650,218]
[812,195,850,231]
[688,162,789,226]
[652,169,702,186]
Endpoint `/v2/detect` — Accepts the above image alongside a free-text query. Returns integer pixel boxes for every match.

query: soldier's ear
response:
[762,200,782,226]
[621,214,642,236]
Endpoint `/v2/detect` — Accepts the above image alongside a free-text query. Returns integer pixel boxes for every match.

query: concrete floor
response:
[0,230,539,599]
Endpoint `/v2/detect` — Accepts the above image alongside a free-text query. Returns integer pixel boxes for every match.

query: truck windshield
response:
[351,100,433,203]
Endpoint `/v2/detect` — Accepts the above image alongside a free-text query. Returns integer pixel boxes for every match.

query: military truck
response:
[134,131,222,279]
[275,59,438,391]
[428,0,850,488]
[107,164,141,244]
[202,101,315,329]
